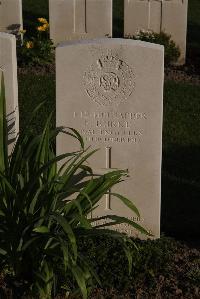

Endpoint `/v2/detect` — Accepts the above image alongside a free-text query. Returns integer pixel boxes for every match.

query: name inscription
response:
[73,110,147,144]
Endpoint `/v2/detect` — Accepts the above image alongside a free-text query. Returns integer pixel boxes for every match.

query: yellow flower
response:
[42,23,49,31]
[37,25,46,32]
[19,29,26,34]
[37,22,49,32]
[26,41,34,49]
[38,18,48,24]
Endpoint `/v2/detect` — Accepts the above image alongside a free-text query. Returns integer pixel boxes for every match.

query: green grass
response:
[163,81,200,238]
[163,81,200,147]
[22,0,49,36]
[162,82,200,240]
[22,0,48,16]
[188,0,200,26]
[187,0,200,65]
[18,74,55,134]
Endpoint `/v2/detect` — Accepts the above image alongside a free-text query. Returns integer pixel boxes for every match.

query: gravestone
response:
[56,38,164,239]
[0,0,23,36]
[124,0,188,65]
[49,0,112,44]
[0,33,19,154]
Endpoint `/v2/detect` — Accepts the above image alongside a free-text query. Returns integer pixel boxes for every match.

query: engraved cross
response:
[73,0,87,33]
[105,146,112,210]
[147,0,163,31]
[147,0,185,31]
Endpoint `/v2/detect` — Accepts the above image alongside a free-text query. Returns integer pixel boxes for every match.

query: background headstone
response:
[0,0,23,36]
[0,33,19,154]
[49,0,112,44]
[124,0,188,65]
[56,38,164,239]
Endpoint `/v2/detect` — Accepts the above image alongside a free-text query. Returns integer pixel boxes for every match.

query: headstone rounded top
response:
[58,38,164,52]
[0,32,16,40]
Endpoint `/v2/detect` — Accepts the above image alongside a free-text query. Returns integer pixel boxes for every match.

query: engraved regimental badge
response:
[83,50,135,106]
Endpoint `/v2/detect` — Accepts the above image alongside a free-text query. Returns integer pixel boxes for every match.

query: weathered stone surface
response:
[0,33,19,154]
[124,0,188,65]
[49,0,112,44]
[0,0,23,35]
[162,0,188,65]
[56,38,164,239]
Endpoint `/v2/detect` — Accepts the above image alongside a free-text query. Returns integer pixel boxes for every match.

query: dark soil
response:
[165,65,200,85]
[87,246,200,299]
[18,63,55,76]
[70,238,200,299]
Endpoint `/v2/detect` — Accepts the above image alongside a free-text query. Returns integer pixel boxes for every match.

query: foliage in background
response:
[126,30,180,66]
[0,75,150,298]
[17,18,54,67]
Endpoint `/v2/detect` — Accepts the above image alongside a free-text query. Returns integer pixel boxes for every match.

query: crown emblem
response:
[83,52,135,106]
[97,55,123,71]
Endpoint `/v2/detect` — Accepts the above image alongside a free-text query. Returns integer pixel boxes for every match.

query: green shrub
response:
[126,30,181,66]
[0,74,150,298]
[17,18,54,67]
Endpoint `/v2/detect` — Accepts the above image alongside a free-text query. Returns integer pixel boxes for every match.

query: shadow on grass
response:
[162,145,200,242]
[18,74,55,135]
[187,23,200,70]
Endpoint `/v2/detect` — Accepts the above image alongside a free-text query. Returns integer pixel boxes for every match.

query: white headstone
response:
[56,38,164,239]
[124,0,188,65]
[0,0,23,36]
[0,33,19,154]
[49,0,112,44]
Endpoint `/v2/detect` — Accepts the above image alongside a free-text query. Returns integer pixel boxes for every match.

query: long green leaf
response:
[0,71,8,174]
[33,226,50,233]
[71,265,88,299]
[50,212,77,261]
[110,193,140,217]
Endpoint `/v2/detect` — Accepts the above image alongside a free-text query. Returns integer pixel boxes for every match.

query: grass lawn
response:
[187,0,200,63]
[18,74,55,133]
[162,81,200,240]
